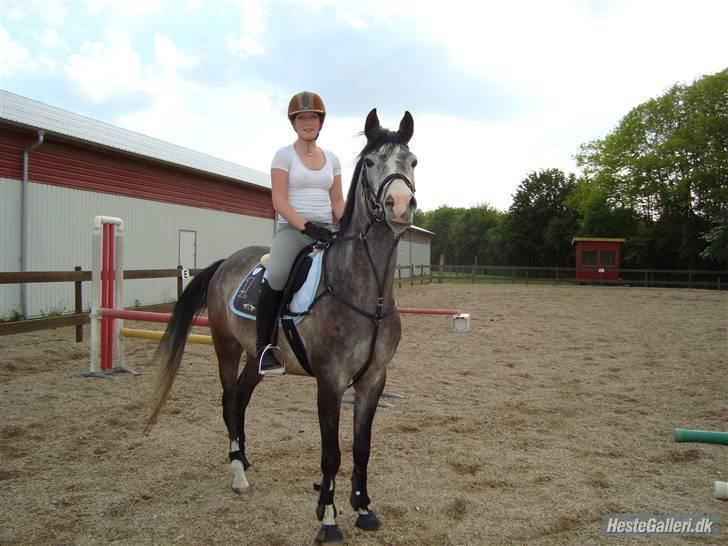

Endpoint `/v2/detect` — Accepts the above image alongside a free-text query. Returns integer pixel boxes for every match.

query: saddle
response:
[229,244,323,375]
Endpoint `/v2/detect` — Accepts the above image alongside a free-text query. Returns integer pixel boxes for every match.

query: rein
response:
[295,165,415,387]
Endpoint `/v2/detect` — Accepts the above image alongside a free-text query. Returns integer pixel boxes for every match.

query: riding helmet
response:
[288,91,326,125]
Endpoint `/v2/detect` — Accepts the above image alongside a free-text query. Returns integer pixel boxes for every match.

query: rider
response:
[256,91,346,376]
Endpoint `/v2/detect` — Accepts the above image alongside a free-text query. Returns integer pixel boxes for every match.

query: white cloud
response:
[337,10,368,30]
[66,28,143,102]
[0,28,39,75]
[40,28,68,50]
[227,0,267,59]
[331,0,728,209]
[5,4,27,22]
[227,34,264,59]
[86,0,164,17]
[235,0,266,35]
[5,0,70,25]
[154,34,197,70]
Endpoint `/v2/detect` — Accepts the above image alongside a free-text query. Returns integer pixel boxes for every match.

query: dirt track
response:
[1,284,727,545]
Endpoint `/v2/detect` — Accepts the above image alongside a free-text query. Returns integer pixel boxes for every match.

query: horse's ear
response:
[364,108,381,143]
[399,111,414,143]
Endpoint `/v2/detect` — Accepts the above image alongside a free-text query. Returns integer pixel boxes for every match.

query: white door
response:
[179,230,197,268]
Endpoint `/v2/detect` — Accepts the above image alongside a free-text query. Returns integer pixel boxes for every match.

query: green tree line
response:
[415,69,728,269]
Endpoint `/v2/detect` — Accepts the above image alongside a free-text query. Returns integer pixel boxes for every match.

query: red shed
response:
[572,238,625,282]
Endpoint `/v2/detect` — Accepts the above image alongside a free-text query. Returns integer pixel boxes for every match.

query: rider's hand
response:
[301,222,335,243]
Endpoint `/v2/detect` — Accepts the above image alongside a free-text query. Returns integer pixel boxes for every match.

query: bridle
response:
[360,163,416,224]
[287,156,416,386]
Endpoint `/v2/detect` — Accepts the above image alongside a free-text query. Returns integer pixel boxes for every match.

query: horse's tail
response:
[145,259,225,433]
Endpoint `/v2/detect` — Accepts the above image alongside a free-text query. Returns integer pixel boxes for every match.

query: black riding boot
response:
[255,279,284,376]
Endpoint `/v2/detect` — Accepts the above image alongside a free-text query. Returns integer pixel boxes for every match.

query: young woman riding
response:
[256,91,346,375]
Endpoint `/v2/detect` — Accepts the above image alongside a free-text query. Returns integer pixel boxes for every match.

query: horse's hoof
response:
[231,483,249,494]
[315,524,343,543]
[355,511,381,531]
[230,460,249,493]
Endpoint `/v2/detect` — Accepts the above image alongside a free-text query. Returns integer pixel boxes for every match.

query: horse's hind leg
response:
[233,351,263,479]
[350,369,386,531]
[216,337,259,493]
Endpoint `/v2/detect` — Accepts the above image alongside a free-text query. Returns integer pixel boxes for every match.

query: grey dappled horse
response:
[147,109,417,543]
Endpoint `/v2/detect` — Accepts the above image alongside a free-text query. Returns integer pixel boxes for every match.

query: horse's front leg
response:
[350,369,386,531]
[314,377,346,544]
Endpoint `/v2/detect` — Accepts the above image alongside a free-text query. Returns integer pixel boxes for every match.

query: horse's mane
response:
[338,128,410,234]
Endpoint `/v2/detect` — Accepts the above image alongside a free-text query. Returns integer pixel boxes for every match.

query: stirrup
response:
[257,344,286,377]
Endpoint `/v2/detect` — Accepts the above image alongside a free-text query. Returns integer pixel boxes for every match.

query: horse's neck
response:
[330,207,399,301]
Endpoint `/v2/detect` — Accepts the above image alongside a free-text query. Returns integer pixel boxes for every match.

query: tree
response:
[576,69,728,268]
[415,204,506,265]
[700,215,728,265]
[415,206,464,264]
[507,169,579,266]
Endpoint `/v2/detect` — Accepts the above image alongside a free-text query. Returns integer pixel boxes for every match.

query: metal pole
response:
[20,130,45,319]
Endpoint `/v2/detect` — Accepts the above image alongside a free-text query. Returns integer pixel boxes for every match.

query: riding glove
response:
[301,222,335,243]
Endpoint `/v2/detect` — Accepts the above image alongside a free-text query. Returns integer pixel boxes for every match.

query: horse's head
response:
[344,109,417,236]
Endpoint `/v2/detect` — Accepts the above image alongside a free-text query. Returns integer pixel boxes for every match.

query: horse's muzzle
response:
[384,183,416,232]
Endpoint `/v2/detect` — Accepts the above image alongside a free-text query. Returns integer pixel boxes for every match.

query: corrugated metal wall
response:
[0,179,22,317]
[1,181,273,318]
[0,126,33,179]
[397,230,432,278]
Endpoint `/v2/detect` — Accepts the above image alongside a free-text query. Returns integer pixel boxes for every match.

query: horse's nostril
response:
[385,196,395,207]
[410,196,417,209]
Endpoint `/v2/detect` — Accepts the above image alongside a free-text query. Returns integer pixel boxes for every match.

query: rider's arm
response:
[271,168,307,231]
[329,174,346,227]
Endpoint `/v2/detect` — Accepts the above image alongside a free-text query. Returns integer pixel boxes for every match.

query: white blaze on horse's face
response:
[362,109,417,235]
[365,146,418,234]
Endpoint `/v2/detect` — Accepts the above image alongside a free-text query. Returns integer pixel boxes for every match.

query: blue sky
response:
[2,0,727,211]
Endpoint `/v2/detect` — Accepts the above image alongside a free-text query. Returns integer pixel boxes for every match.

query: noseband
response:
[361,165,415,223]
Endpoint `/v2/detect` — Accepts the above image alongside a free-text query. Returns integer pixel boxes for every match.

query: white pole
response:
[113,225,124,371]
[88,226,102,374]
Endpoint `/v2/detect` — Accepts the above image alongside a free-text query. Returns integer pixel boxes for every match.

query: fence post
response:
[688,269,693,289]
[439,254,444,284]
[410,264,414,286]
[74,266,83,342]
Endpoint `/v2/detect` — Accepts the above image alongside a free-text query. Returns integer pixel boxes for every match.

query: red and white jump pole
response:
[86,216,139,378]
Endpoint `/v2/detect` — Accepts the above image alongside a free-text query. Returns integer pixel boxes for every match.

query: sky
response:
[1,0,726,212]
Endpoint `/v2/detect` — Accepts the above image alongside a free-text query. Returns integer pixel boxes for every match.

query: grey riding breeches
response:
[263,223,325,291]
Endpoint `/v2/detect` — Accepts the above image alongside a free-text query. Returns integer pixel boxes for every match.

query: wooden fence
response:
[2,263,725,337]
[0,266,200,338]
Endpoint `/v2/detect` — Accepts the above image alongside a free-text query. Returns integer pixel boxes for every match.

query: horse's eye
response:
[364,158,374,167]
[411,159,418,168]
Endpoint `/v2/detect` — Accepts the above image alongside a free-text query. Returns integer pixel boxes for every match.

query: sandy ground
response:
[1,283,727,545]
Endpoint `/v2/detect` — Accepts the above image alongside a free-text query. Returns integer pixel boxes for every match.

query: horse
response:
[146,108,418,543]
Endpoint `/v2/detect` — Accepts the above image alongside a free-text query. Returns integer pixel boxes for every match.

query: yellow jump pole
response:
[120,327,213,345]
